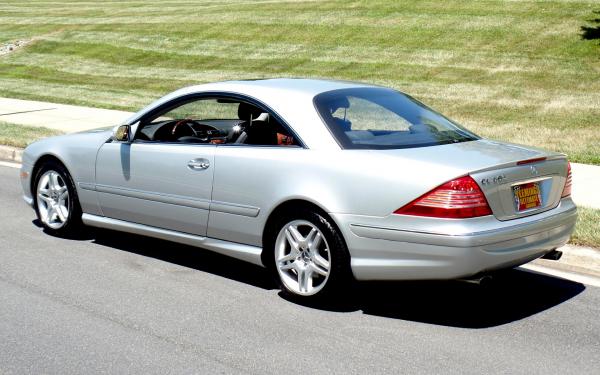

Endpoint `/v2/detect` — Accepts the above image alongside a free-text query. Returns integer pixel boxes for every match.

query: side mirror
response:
[112,124,131,142]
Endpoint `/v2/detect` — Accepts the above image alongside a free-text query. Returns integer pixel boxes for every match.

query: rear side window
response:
[313,87,479,149]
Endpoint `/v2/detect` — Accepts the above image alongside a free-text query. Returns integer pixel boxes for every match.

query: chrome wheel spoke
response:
[48,173,58,191]
[279,261,296,271]
[284,228,300,252]
[308,230,322,250]
[278,251,297,263]
[288,225,304,245]
[310,261,328,277]
[37,193,53,206]
[55,206,67,222]
[313,253,330,270]
[46,205,56,221]
[39,206,50,222]
[298,267,312,292]
[59,190,69,203]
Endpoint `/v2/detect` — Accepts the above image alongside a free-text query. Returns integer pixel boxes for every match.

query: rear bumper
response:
[332,199,577,281]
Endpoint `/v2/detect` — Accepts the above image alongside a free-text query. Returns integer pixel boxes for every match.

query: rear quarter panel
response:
[209,139,565,247]
[208,146,467,246]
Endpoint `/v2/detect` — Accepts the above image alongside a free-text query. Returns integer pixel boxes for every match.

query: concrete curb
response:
[534,244,600,279]
[0,145,23,163]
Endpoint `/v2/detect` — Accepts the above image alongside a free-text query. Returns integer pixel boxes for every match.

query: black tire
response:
[33,160,83,237]
[266,208,352,302]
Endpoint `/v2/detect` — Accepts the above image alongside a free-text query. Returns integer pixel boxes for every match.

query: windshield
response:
[313,87,479,149]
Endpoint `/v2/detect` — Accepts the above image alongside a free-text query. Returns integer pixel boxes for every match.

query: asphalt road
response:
[1,165,599,374]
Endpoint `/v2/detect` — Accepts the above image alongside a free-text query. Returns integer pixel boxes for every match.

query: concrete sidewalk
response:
[571,163,600,209]
[0,97,132,132]
[1,97,599,209]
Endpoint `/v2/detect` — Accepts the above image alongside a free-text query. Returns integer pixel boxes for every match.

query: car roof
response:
[199,78,376,96]
[128,78,377,119]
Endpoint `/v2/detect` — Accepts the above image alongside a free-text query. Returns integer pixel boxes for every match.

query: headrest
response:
[238,102,264,121]
[254,112,269,122]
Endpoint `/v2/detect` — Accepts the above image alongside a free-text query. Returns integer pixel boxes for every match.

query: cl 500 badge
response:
[481,174,506,185]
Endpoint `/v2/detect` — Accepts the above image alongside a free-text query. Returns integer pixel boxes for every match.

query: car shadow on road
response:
[336,271,585,328]
[33,220,273,290]
[89,228,275,290]
[56,223,586,329]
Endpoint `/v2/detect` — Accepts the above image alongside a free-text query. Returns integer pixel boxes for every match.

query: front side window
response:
[135,97,299,146]
[313,88,479,149]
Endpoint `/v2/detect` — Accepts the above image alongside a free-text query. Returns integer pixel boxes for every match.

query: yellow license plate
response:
[513,182,542,211]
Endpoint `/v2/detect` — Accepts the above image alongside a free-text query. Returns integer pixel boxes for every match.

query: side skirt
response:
[81,213,264,267]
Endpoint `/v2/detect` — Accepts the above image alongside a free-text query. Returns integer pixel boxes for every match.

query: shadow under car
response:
[38,221,585,329]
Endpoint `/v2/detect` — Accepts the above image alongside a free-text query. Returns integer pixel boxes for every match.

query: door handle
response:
[187,158,210,170]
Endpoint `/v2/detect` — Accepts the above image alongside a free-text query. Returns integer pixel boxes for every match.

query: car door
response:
[206,99,306,246]
[95,142,215,236]
[94,97,225,236]
[208,146,305,246]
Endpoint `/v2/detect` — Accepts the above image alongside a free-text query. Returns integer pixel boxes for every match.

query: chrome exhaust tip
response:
[541,250,563,261]
[459,275,493,286]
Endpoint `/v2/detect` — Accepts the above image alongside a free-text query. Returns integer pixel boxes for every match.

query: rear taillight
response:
[561,162,572,198]
[394,175,492,219]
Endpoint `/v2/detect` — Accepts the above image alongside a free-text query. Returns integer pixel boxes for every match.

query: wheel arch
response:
[260,198,348,267]
[30,153,73,196]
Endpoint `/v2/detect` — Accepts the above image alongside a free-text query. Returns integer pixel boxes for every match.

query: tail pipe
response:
[541,249,563,261]
[459,275,493,286]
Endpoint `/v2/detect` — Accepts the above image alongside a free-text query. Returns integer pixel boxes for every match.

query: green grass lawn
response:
[0,1,599,163]
[571,206,600,249]
[0,122,62,148]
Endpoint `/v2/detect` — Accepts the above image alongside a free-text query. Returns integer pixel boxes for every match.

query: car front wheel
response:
[34,161,82,236]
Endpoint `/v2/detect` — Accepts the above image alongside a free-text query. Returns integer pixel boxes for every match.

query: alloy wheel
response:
[36,170,70,229]
[275,220,331,296]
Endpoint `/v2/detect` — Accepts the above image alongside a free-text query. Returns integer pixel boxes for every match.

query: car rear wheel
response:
[271,209,351,300]
[34,161,82,236]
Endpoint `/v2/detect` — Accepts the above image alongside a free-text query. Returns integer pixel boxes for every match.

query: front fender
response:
[23,130,111,216]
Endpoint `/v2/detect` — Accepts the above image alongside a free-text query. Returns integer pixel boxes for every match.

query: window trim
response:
[131,91,307,148]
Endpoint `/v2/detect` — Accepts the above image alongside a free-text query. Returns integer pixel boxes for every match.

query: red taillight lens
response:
[394,175,492,219]
[561,162,572,198]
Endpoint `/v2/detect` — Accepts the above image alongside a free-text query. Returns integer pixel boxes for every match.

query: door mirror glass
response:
[112,124,131,142]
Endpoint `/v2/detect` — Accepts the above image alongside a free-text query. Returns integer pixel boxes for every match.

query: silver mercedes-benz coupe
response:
[20,78,577,300]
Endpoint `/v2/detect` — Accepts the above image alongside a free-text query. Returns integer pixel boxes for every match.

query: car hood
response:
[75,126,113,135]
[22,128,113,167]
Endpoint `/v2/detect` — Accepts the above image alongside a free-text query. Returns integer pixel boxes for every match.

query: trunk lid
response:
[470,158,568,221]
[377,139,569,221]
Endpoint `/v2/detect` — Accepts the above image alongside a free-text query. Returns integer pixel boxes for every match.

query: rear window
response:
[313,87,479,149]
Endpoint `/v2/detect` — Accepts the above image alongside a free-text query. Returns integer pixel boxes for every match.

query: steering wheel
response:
[171,119,220,142]
[171,118,197,139]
